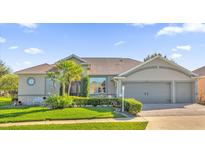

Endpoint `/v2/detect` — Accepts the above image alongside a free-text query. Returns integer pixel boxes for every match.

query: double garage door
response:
[124,82,193,104]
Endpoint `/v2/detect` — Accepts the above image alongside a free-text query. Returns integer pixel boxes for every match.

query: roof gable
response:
[57,54,87,63]
[119,56,197,77]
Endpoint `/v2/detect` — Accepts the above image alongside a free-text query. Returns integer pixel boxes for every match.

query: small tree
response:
[144,53,167,62]
[47,60,83,96]
[80,75,90,97]
[0,60,11,78]
[0,74,18,98]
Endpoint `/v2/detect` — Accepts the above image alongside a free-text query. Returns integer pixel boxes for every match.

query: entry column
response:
[171,81,176,103]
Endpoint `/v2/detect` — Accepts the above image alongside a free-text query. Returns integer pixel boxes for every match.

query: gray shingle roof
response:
[193,66,205,77]
[15,57,141,75]
[82,57,141,75]
[15,63,54,75]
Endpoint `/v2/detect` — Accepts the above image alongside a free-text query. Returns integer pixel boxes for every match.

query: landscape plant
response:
[45,95,143,114]
[44,95,73,109]
[0,60,10,78]
[0,74,18,98]
[80,75,90,97]
[47,60,83,96]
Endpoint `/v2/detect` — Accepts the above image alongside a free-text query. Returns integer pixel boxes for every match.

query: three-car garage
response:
[117,56,197,104]
[124,81,194,104]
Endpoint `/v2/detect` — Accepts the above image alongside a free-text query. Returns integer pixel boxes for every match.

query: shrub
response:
[71,96,89,107]
[71,97,121,107]
[0,74,18,98]
[124,98,143,114]
[44,95,143,114]
[80,76,90,97]
[45,95,73,109]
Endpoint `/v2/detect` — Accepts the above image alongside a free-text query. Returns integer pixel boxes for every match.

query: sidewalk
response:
[0,117,147,127]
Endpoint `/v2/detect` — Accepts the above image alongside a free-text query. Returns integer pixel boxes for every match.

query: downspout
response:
[44,76,47,97]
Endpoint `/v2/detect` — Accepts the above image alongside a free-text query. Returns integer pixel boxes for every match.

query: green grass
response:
[0,97,12,107]
[0,122,148,130]
[0,106,124,123]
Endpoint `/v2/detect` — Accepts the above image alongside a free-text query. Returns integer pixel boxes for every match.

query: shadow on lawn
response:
[82,107,114,112]
[0,108,50,119]
[82,107,131,119]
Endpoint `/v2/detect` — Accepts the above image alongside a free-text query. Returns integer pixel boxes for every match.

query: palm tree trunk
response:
[62,82,65,96]
[68,81,72,96]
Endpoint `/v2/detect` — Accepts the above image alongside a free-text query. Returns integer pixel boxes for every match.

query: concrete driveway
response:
[140,103,205,117]
[139,103,205,130]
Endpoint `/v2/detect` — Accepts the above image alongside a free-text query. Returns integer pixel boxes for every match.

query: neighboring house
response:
[15,54,198,105]
[193,66,205,102]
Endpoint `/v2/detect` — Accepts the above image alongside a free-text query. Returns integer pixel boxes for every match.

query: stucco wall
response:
[45,78,60,95]
[123,59,193,82]
[198,78,205,102]
[18,74,60,104]
[107,76,116,96]
[18,74,46,96]
[18,74,46,104]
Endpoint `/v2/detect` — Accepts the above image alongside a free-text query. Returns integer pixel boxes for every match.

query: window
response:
[27,77,35,86]
[90,77,107,94]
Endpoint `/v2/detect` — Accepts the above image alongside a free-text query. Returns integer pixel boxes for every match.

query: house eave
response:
[118,56,196,77]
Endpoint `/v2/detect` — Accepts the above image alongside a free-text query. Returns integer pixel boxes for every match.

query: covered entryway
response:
[175,82,193,103]
[124,82,171,103]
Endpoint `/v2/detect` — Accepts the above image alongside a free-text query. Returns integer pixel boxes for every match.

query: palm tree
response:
[47,60,83,96]
[144,53,167,62]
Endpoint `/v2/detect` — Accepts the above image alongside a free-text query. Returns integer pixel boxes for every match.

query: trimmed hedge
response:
[44,95,143,114]
[124,98,142,114]
[71,96,121,107]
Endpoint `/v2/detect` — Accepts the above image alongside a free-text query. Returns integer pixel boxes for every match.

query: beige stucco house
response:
[15,54,198,105]
[193,66,205,102]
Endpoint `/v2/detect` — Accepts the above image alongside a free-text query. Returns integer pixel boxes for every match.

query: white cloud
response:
[18,23,38,29]
[129,23,156,27]
[113,41,125,46]
[176,45,191,51]
[23,61,32,65]
[157,23,205,36]
[0,36,6,43]
[24,48,43,54]
[8,46,19,50]
[170,53,182,59]
[172,45,192,52]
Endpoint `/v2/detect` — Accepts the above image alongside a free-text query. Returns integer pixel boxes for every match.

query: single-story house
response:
[15,54,198,105]
[193,66,205,102]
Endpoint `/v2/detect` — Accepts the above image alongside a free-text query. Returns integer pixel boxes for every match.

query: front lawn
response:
[0,106,125,123]
[0,97,12,107]
[0,122,148,130]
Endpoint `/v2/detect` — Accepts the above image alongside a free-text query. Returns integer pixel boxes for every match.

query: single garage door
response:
[176,82,193,103]
[124,82,171,104]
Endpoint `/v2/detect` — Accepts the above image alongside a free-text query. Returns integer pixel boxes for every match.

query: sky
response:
[0,23,205,72]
